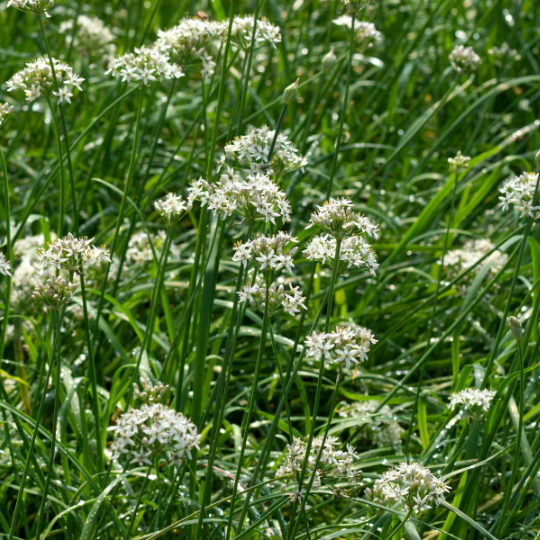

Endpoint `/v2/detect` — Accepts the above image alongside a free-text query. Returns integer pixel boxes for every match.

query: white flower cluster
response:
[444,239,507,279]
[59,16,117,62]
[233,232,298,272]
[7,0,53,15]
[333,16,381,47]
[305,326,377,368]
[106,46,183,85]
[449,45,481,73]
[109,396,200,466]
[366,462,450,514]
[11,260,46,310]
[338,400,402,448]
[218,16,281,50]
[154,193,191,225]
[0,102,13,127]
[340,0,372,14]
[303,234,378,276]
[225,126,307,175]
[309,198,380,241]
[13,233,52,260]
[32,274,77,313]
[499,172,540,219]
[187,171,291,223]
[488,42,521,67]
[448,151,471,173]
[276,436,361,490]
[7,57,84,104]
[122,231,181,268]
[449,388,496,420]
[0,253,11,276]
[238,280,306,316]
[36,233,111,273]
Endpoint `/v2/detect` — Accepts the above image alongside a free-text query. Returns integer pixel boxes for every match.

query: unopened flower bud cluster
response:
[448,151,471,174]
[32,274,77,312]
[7,57,84,104]
[225,126,308,175]
[133,377,169,404]
[449,45,481,73]
[36,233,111,273]
[488,42,521,67]
[449,388,496,420]
[309,198,380,240]
[233,232,298,272]
[187,171,291,223]
[366,462,450,514]
[340,0,373,14]
[499,172,540,219]
[276,436,361,491]
[338,400,402,448]
[238,280,307,317]
[154,193,191,225]
[305,326,377,368]
[304,234,378,276]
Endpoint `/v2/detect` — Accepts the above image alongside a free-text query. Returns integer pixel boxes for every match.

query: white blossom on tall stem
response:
[7,0,54,16]
[217,16,281,50]
[448,151,470,174]
[238,280,306,317]
[309,198,380,240]
[499,172,540,219]
[488,42,521,67]
[449,45,481,73]
[449,388,496,421]
[7,58,84,104]
[154,193,191,225]
[233,232,298,273]
[333,16,381,48]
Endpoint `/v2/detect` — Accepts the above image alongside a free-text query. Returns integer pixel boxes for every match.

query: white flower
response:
[367,462,450,514]
[107,46,183,86]
[304,325,377,368]
[237,280,306,317]
[304,234,378,275]
[488,42,521,67]
[449,45,481,73]
[309,198,380,240]
[59,16,117,62]
[338,400,402,448]
[449,388,496,420]
[448,151,471,173]
[0,102,13,127]
[217,16,281,50]
[7,0,54,15]
[0,253,12,276]
[154,193,191,225]
[225,126,307,175]
[7,57,84,103]
[233,232,298,272]
[499,172,540,219]
[333,16,381,47]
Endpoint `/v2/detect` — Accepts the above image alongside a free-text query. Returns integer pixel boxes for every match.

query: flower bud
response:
[508,316,523,342]
[322,48,337,74]
[283,79,299,105]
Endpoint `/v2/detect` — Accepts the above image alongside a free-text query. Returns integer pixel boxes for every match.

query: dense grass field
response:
[0,0,540,538]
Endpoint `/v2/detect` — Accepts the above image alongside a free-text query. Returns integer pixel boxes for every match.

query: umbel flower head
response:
[233,232,298,272]
[0,103,13,127]
[7,0,53,16]
[36,233,111,273]
[309,198,380,240]
[187,170,291,223]
[449,388,496,421]
[488,42,521,67]
[109,377,200,466]
[32,274,77,313]
[338,400,403,448]
[276,436,362,491]
[303,234,378,276]
[106,46,183,85]
[340,0,373,14]
[238,279,307,316]
[154,193,191,225]
[332,16,381,48]
[7,57,84,104]
[59,16,117,63]
[448,151,471,174]
[225,126,307,175]
[499,172,540,219]
[305,326,377,369]
[0,252,12,276]
[366,462,450,514]
[217,16,281,50]
[449,45,481,73]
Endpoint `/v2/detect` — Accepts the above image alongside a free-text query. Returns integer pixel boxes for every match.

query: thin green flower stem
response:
[325,11,356,200]
[126,224,174,409]
[125,467,153,540]
[405,167,461,453]
[40,17,78,235]
[0,144,11,362]
[266,105,287,164]
[385,509,413,540]
[480,170,540,388]
[33,310,63,540]
[495,342,525,537]
[7,315,58,540]
[287,239,342,533]
[90,87,144,348]
[226,273,271,540]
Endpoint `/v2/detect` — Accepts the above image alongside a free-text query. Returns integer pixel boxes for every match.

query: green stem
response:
[0,144,11,362]
[267,105,287,164]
